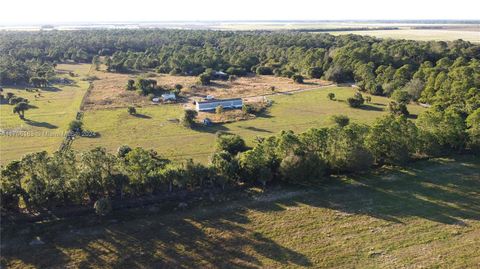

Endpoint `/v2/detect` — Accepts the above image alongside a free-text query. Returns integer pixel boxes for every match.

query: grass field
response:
[0,64,91,164]
[330,29,480,43]
[73,86,424,163]
[83,69,331,110]
[2,154,478,268]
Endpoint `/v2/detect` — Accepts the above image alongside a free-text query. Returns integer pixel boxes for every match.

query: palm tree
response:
[13,102,29,119]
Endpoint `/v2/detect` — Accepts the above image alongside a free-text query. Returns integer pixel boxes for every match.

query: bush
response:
[182,109,198,128]
[308,67,323,79]
[292,74,304,84]
[388,101,409,116]
[117,145,132,158]
[215,133,247,155]
[94,198,112,216]
[174,84,183,91]
[226,67,247,76]
[198,73,211,85]
[327,92,335,100]
[331,115,350,127]
[69,120,83,132]
[126,79,135,91]
[347,92,365,108]
[391,90,411,104]
[256,66,273,75]
[128,106,136,115]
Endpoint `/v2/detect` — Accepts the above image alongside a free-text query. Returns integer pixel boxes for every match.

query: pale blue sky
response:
[1,0,479,24]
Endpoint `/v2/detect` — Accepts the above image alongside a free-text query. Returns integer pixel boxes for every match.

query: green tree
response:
[92,55,101,71]
[215,133,246,155]
[198,73,211,85]
[128,106,136,115]
[347,92,364,108]
[69,120,83,132]
[327,92,335,101]
[182,109,197,128]
[292,74,304,84]
[366,115,418,165]
[12,102,29,119]
[330,115,350,127]
[466,108,480,152]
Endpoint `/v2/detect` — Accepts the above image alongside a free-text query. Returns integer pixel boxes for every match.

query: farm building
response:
[196,98,243,112]
[162,93,176,102]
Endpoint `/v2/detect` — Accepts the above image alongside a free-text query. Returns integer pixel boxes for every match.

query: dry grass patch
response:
[82,70,332,110]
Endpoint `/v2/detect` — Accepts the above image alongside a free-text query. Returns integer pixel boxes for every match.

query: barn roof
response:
[197,98,242,104]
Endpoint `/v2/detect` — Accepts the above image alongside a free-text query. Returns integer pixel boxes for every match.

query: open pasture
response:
[0,64,91,164]
[83,70,332,110]
[2,154,478,268]
[73,86,424,163]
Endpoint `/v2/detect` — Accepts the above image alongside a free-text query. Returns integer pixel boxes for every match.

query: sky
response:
[1,0,479,24]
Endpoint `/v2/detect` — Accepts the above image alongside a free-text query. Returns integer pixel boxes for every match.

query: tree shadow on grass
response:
[132,113,152,119]
[239,126,273,133]
[358,104,384,112]
[24,119,58,129]
[2,155,478,268]
[2,203,312,268]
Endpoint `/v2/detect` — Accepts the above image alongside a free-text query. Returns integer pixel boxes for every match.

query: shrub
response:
[292,74,304,84]
[331,115,350,127]
[256,66,273,75]
[388,101,409,116]
[128,106,136,115]
[391,90,411,104]
[327,92,335,100]
[215,133,247,155]
[69,120,83,132]
[182,109,198,128]
[347,92,365,108]
[308,67,323,79]
[117,145,132,158]
[174,84,183,91]
[226,67,247,76]
[198,73,211,85]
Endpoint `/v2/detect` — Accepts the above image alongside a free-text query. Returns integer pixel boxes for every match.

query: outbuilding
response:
[162,93,176,102]
[195,98,243,112]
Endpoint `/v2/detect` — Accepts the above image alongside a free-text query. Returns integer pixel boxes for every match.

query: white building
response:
[195,98,243,112]
[161,93,176,102]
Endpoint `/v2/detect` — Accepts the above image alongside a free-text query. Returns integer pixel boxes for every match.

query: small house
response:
[195,98,243,112]
[162,93,176,102]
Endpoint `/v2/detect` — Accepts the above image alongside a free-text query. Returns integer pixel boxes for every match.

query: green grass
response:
[73,87,424,163]
[2,155,479,268]
[0,64,91,164]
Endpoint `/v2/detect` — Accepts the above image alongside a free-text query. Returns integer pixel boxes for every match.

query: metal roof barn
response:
[195,98,243,111]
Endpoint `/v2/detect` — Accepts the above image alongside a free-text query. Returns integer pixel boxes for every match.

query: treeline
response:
[1,30,479,100]
[2,107,479,214]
